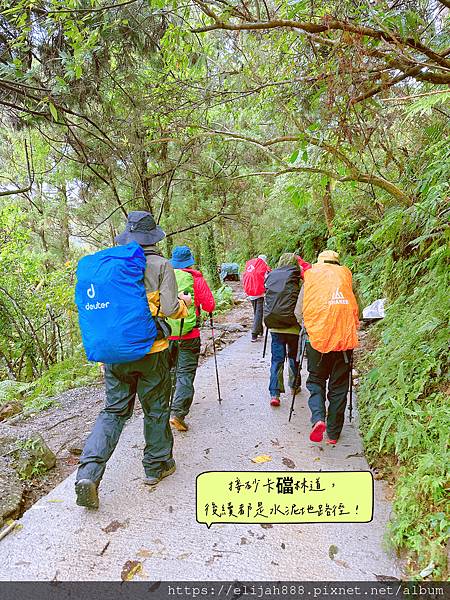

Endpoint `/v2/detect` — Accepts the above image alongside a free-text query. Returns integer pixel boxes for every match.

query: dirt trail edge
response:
[0,332,402,581]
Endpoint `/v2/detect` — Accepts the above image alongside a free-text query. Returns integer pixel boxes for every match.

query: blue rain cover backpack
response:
[74,242,157,363]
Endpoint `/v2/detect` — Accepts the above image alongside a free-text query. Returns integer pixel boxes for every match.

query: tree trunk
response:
[59,184,70,256]
[135,128,154,213]
[203,223,221,289]
[192,234,202,271]
[322,179,335,234]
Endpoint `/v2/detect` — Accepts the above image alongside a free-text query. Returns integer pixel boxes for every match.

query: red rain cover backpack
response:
[242,258,269,297]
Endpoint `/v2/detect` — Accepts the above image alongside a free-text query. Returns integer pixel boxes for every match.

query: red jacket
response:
[296,256,312,279]
[169,268,216,340]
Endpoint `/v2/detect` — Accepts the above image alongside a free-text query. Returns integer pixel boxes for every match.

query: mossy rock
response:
[0,401,22,421]
[14,434,56,480]
[0,457,23,528]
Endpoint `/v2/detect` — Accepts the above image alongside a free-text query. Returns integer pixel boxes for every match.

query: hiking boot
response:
[144,459,176,486]
[170,415,189,432]
[326,438,337,445]
[270,397,280,407]
[75,479,99,509]
[251,335,258,343]
[309,420,326,442]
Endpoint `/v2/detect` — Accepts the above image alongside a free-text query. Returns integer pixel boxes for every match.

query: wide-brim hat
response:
[317,250,340,264]
[171,245,195,269]
[115,211,165,246]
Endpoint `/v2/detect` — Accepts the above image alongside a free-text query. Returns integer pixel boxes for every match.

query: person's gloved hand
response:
[179,292,192,308]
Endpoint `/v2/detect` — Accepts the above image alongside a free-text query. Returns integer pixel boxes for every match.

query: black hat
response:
[115,211,166,246]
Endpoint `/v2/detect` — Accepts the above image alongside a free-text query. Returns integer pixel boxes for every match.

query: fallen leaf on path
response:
[47,499,64,503]
[282,457,296,469]
[68,447,82,456]
[177,552,191,560]
[313,457,320,462]
[261,524,273,529]
[251,455,272,464]
[136,548,152,558]
[334,559,350,569]
[121,560,143,581]
[102,520,128,533]
[328,544,338,559]
[271,439,280,447]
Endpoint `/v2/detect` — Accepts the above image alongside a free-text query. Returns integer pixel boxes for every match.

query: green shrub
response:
[358,271,449,577]
[0,354,101,417]
[213,284,234,314]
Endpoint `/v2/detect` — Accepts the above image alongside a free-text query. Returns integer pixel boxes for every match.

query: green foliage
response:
[213,285,234,314]
[0,379,32,403]
[357,272,449,576]
[26,355,100,411]
[14,437,49,480]
[0,354,100,417]
[0,203,80,381]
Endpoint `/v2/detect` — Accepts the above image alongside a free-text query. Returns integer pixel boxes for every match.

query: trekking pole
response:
[262,327,269,358]
[288,326,306,423]
[209,312,222,404]
[348,351,354,422]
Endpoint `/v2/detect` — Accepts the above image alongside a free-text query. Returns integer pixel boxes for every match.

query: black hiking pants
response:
[76,350,173,483]
[250,297,264,338]
[169,337,201,419]
[305,343,352,441]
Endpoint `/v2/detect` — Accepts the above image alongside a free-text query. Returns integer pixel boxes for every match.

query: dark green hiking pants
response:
[169,337,201,419]
[306,343,352,440]
[76,350,173,482]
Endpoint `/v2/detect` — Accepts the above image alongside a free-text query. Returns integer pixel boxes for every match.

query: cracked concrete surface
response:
[0,334,402,581]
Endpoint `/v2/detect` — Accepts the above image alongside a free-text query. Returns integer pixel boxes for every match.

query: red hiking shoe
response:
[326,439,337,445]
[309,420,326,442]
[270,397,280,407]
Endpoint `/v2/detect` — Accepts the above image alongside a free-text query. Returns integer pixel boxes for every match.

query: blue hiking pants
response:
[269,332,299,397]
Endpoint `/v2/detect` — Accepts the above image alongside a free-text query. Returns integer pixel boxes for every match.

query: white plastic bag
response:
[363,298,387,320]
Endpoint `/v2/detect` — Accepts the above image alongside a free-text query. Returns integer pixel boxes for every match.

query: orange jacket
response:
[303,263,359,353]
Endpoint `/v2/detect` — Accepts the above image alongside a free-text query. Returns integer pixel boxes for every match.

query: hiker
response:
[263,253,302,407]
[167,245,215,432]
[75,211,191,509]
[296,254,312,278]
[243,254,271,342]
[298,250,359,445]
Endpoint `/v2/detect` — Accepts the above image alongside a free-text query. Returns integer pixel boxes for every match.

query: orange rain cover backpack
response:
[303,263,359,353]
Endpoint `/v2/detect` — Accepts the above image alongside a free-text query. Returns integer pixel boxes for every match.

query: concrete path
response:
[0,334,402,581]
